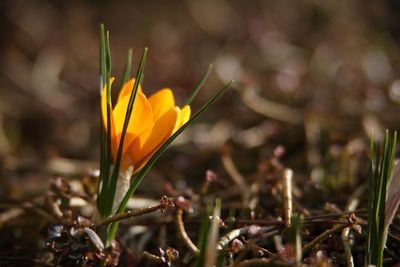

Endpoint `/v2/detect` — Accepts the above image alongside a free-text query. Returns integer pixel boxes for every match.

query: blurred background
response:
[1,0,400,200]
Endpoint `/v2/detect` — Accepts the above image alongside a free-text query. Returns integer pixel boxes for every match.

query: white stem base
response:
[112,166,133,214]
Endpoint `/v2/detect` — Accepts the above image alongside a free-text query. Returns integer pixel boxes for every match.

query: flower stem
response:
[112,166,133,215]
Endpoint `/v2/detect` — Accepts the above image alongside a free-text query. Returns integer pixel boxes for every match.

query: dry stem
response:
[0,208,24,228]
[282,169,293,227]
[341,227,354,267]
[302,224,349,255]
[175,208,200,254]
[217,225,277,251]
[239,86,303,125]
[96,196,174,227]
[142,251,163,264]
[221,153,250,206]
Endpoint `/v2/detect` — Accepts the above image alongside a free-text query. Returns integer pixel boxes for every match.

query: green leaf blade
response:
[186,64,213,105]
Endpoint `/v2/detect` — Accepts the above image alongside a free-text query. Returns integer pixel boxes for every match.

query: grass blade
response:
[121,48,133,85]
[287,214,303,263]
[97,24,113,217]
[366,133,374,264]
[195,206,212,267]
[204,198,221,267]
[216,209,235,267]
[385,161,400,242]
[366,130,397,266]
[99,24,106,93]
[97,24,107,213]
[186,64,213,105]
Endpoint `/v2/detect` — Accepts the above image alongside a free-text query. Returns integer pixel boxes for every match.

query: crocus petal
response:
[101,78,115,131]
[101,78,117,156]
[128,107,179,171]
[179,105,191,127]
[113,92,154,154]
[117,79,143,103]
[173,105,191,132]
[149,88,175,120]
[103,79,191,171]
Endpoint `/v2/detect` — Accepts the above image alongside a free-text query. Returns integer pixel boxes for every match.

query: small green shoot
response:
[216,209,235,267]
[366,130,397,267]
[204,198,221,267]
[195,200,221,267]
[287,213,303,263]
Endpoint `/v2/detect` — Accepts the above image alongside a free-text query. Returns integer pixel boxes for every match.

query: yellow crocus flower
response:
[101,78,191,173]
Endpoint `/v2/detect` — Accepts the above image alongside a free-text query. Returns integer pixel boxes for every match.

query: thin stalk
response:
[204,198,221,267]
[176,208,200,255]
[97,24,106,213]
[341,227,354,267]
[195,206,213,267]
[102,30,113,217]
[121,49,133,85]
[97,25,113,217]
[97,203,171,228]
[303,224,349,255]
[366,130,397,266]
[283,169,293,227]
[186,64,213,105]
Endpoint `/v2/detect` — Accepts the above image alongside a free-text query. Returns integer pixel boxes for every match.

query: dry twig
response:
[175,208,200,255]
[0,208,25,228]
[96,196,174,227]
[221,153,250,206]
[142,251,163,264]
[341,227,354,267]
[217,225,277,251]
[239,86,303,125]
[282,169,293,227]
[302,224,349,255]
